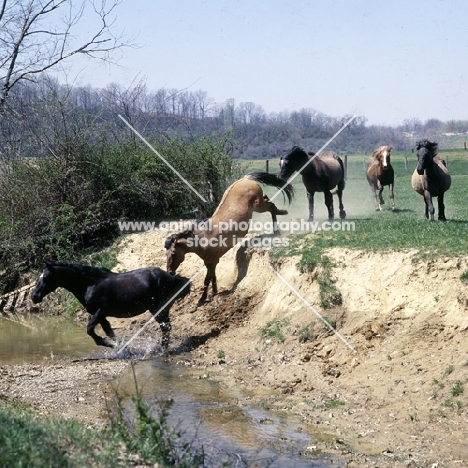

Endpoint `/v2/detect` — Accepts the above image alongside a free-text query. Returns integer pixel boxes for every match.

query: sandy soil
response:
[2,228,468,467]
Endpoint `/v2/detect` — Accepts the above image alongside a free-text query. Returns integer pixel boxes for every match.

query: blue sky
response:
[67,0,468,126]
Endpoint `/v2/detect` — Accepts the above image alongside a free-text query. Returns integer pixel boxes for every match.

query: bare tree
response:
[0,0,129,110]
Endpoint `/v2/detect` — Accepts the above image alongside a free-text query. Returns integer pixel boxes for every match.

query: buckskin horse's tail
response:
[246,172,294,204]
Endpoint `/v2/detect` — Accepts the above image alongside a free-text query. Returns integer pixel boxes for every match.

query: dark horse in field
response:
[366,145,395,211]
[31,261,190,349]
[278,146,346,221]
[411,140,451,221]
[165,172,294,306]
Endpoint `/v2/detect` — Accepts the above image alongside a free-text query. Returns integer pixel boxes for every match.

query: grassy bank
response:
[0,391,203,468]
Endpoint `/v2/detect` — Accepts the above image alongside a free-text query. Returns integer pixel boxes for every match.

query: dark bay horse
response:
[31,261,190,349]
[278,146,346,221]
[411,140,451,221]
[165,172,294,306]
[366,145,395,211]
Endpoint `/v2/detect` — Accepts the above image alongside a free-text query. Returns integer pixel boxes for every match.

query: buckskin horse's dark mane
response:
[416,139,438,156]
[46,260,115,280]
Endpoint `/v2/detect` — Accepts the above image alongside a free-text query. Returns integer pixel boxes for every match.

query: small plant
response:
[298,324,315,343]
[460,270,468,283]
[431,379,445,399]
[260,318,290,343]
[451,380,464,397]
[317,394,346,409]
[322,316,337,330]
[409,413,418,422]
[317,256,342,309]
[443,365,454,377]
[217,350,226,360]
[441,398,454,408]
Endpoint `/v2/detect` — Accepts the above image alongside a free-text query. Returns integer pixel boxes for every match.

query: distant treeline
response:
[1,75,467,163]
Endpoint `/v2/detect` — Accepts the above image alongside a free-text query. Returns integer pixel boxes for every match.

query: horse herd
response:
[30,139,451,351]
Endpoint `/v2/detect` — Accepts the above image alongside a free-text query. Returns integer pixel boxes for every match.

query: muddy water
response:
[0,317,345,466]
[0,316,96,365]
[112,358,346,467]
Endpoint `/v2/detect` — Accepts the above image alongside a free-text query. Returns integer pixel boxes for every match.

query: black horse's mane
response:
[416,140,438,157]
[45,261,114,279]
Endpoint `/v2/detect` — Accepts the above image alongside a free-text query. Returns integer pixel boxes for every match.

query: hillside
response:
[111,229,468,467]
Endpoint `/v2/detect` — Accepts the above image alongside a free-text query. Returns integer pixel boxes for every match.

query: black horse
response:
[278,146,346,221]
[411,140,451,221]
[31,261,190,349]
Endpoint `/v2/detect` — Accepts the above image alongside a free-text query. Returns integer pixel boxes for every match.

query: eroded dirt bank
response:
[2,229,468,467]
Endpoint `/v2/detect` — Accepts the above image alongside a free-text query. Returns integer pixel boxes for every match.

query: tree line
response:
[2,77,467,165]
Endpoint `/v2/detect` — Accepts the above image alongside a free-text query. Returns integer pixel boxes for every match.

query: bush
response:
[0,135,234,291]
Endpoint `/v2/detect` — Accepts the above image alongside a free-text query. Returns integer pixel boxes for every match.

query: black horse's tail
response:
[336,156,346,192]
[246,172,294,204]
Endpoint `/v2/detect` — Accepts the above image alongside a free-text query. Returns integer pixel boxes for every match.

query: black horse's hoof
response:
[99,339,116,348]
[339,210,346,219]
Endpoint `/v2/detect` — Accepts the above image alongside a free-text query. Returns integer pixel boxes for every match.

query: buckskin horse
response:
[278,146,346,221]
[411,140,451,221]
[165,172,294,306]
[31,261,190,349]
[366,145,395,211]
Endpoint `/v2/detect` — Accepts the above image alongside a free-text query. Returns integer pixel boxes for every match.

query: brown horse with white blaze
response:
[366,145,395,211]
[165,172,294,306]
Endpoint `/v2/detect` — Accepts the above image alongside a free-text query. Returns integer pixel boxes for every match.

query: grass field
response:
[238,149,468,261]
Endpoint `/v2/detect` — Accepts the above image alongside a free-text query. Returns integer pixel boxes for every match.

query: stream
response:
[0,316,347,467]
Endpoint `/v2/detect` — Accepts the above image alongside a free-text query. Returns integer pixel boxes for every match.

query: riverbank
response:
[2,229,468,467]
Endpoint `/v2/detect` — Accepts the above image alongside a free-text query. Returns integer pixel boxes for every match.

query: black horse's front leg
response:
[324,190,334,220]
[438,193,447,221]
[155,307,172,351]
[87,309,115,347]
[389,183,395,211]
[307,191,315,221]
[424,191,435,221]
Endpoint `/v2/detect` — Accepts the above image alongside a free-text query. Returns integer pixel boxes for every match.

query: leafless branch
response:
[0,0,131,110]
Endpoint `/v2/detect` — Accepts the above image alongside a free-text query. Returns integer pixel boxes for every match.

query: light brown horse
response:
[366,145,395,211]
[165,172,294,306]
[411,140,451,221]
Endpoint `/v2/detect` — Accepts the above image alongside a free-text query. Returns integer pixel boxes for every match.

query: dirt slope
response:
[114,229,468,467]
[1,228,467,467]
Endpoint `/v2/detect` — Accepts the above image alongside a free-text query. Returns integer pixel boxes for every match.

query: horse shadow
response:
[170,329,221,354]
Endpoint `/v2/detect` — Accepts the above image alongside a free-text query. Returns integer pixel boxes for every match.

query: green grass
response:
[298,323,315,343]
[0,397,116,468]
[317,394,346,410]
[451,381,464,397]
[266,149,468,265]
[0,391,204,468]
[260,318,290,342]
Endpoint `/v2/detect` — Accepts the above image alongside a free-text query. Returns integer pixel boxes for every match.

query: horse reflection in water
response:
[366,145,395,211]
[31,261,190,349]
[411,140,451,221]
[165,172,294,306]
